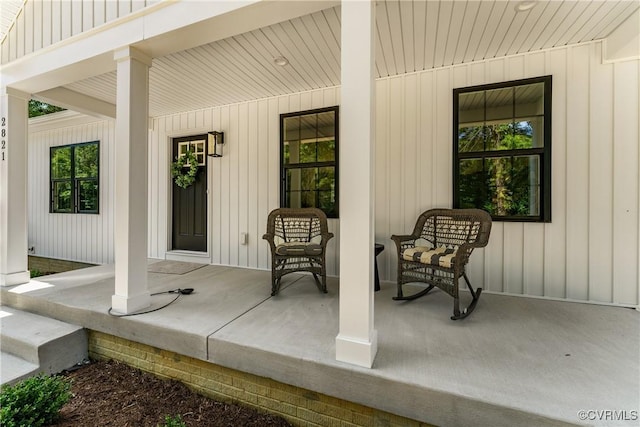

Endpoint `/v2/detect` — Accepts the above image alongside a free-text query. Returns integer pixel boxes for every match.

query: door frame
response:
[165,128,213,263]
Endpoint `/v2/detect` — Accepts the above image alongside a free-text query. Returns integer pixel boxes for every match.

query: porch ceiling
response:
[61,0,639,118]
[0,0,23,42]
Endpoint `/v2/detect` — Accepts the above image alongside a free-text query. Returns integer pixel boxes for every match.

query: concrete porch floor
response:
[1,260,638,427]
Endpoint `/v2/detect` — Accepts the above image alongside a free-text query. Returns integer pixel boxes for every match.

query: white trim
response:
[602,38,640,64]
[480,289,639,310]
[114,46,152,67]
[164,127,215,264]
[379,280,640,310]
[111,292,151,315]
[29,110,109,133]
[4,87,29,99]
[335,331,378,368]
[601,8,640,64]
[0,271,30,287]
[165,251,210,264]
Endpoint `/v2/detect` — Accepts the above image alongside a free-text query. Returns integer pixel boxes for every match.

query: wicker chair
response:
[391,208,492,320]
[263,208,334,296]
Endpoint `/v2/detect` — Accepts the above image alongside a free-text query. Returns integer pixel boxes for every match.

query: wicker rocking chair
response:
[391,208,492,320]
[263,208,334,296]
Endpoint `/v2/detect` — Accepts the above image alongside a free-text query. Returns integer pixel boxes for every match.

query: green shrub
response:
[161,414,187,427]
[0,374,72,427]
[30,269,42,278]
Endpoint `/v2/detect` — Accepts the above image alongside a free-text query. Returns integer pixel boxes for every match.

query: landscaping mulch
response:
[51,359,292,427]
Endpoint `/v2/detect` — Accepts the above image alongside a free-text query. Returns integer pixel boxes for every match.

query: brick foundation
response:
[88,331,430,427]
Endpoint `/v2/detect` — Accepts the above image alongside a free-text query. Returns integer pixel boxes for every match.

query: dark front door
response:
[172,135,207,252]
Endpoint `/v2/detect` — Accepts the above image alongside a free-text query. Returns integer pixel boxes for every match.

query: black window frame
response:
[50,140,100,214]
[280,106,339,218]
[453,76,552,222]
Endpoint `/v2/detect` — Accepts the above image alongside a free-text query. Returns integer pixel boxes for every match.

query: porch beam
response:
[111,46,151,314]
[336,0,377,368]
[0,88,30,287]
[34,88,116,120]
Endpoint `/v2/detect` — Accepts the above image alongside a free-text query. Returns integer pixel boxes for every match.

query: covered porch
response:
[2,0,639,370]
[1,3,639,424]
[2,262,638,426]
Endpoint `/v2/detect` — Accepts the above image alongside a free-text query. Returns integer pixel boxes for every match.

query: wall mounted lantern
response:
[208,131,225,157]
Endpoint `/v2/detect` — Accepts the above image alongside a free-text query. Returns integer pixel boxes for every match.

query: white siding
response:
[1,0,158,64]
[373,41,639,307]
[27,41,639,307]
[28,114,115,265]
[148,88,342,274]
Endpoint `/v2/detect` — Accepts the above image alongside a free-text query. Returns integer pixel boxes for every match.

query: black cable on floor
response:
[107,289,193,317]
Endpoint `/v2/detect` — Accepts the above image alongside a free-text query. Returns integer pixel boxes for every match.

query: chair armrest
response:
[455,243,475,267]
[319,232,334,249]
[391,234,416,252]
[262,233,276,251]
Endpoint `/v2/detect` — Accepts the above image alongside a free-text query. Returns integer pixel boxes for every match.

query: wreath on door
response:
[171,150,199,189]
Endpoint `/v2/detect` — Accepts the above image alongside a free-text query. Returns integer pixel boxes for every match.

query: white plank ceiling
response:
[0,0,24,42]
[61,0,639,118]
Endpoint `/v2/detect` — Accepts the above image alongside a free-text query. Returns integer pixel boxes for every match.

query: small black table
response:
[374,243,384,291]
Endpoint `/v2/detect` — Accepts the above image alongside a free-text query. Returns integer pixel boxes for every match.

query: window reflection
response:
[454,77,550,221]
[281,107,339,217]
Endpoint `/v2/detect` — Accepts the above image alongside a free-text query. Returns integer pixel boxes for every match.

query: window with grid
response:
[453,76,552,222]
[50,141,99,214]
[280,106,339,218]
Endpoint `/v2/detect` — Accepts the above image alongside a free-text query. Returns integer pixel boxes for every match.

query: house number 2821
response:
[1,117,6,161]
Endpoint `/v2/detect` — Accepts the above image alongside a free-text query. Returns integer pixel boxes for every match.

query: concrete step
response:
[0,306,87,385]
[0,351,39,386]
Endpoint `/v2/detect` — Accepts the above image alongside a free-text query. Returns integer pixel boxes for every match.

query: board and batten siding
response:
[1,0,159,64]
[148,87,342,277]
[149,41,638,307]
[27,113,115,265]
[25,40,638,307]
[372,41,639,307]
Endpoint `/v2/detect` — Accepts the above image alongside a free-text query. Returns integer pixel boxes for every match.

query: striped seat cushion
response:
[275,242,323,256]
[402,246,457,268]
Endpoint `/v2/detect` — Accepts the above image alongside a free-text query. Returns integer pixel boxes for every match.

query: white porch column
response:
[0,88,30,287]
[336,0,377,368]
[111,47,152,314]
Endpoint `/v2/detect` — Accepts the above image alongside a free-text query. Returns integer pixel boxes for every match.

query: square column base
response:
[336,330,378,368]
[0,271,30,287]
[111,292,151,315]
